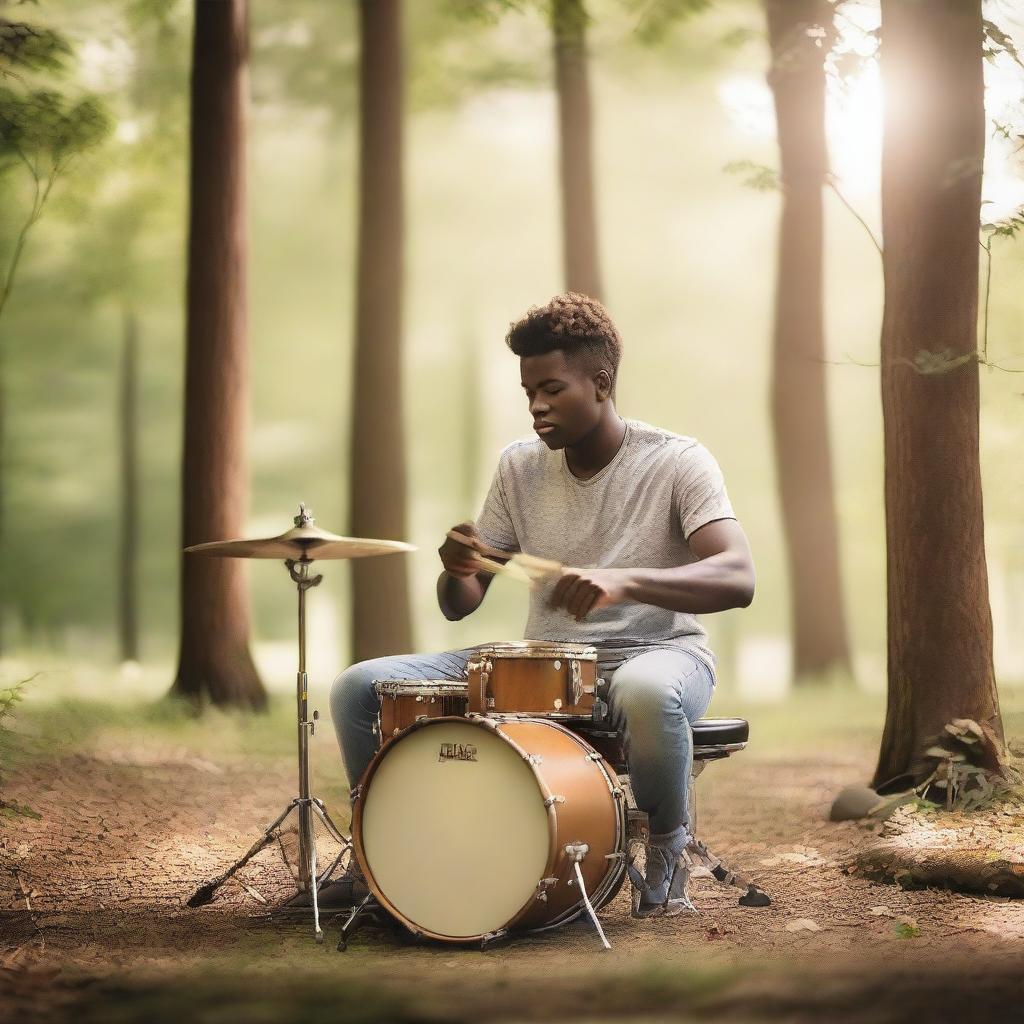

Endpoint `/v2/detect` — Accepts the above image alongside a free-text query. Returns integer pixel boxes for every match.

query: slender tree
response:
[172,0,264,708]
[552,0,603,299]
[764,0,851,683]
[349,0,413,662]
[119,306,139,663]
[872,0,1003,789]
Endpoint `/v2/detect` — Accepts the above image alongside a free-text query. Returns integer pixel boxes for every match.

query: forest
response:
[1,1,1023,1022]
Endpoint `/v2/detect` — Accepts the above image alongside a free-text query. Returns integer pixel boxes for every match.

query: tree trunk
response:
[349,0,412,663]
[119,306,139,664]
[872,0,1002,790]
[764,0,851,684]
[172,0,264,709]
[552,0,603,300]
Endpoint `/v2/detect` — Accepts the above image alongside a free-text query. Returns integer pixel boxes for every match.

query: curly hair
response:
[505,292,623,389]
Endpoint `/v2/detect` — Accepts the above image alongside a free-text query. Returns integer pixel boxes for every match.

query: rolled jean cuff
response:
[650,824,690,856]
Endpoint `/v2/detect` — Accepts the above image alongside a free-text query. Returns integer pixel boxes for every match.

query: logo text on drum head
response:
[439,742,477,763]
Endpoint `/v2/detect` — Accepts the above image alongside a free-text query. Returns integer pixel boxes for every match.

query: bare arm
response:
[435,521,501,621]
[436,571,496,621]
[621,518,755,613]
[549,519,755,621]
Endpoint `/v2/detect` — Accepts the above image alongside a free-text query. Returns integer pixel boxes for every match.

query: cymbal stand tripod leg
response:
[187,800,298,908]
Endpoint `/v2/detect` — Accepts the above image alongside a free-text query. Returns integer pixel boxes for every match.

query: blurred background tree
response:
[171,0,265,709]
[348,0,412,663]
[763,0,851,685]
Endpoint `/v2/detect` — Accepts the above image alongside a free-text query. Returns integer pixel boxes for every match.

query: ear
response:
[594,368,613,402]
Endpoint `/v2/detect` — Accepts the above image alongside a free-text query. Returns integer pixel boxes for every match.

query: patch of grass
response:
[11,691,300,765]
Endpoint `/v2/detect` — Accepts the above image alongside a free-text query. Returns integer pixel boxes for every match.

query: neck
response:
[564,407,626,480]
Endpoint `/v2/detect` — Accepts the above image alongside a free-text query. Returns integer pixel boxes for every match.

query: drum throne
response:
[573,715,771,915]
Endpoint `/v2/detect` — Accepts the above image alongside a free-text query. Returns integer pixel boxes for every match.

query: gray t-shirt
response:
[475,419,736,672]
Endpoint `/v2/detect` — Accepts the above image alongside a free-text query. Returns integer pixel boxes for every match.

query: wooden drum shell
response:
[374,680,469,739]
[467,642,599,717]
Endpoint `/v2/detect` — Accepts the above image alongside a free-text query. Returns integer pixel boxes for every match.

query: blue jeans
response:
[329,646,715,839]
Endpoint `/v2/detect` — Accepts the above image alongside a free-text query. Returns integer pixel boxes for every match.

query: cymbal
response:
[185,504,416,561]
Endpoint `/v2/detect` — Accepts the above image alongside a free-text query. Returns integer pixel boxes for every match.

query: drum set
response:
[186,506,768,952]
[355,640,631,950]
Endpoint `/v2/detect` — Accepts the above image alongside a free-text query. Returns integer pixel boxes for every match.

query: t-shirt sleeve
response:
[676,442,736,542]
[475,452,519,553]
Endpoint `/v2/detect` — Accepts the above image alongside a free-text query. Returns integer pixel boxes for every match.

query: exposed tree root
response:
[850,801,1024,897]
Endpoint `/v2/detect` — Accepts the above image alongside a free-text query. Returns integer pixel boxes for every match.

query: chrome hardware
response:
[544,795,566,808]
[570,660,583,705]
[564,842,589,862]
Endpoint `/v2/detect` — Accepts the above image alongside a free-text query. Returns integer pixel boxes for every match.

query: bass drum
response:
[351,715,626,944]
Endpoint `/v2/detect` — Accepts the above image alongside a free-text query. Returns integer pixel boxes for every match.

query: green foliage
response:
[623,0,712,46]
[0,88,108,168]
[445,0,531,25]
[723,159,780,192]
[0,674,40,820]
[982,203,1024,241]
[0,10,69,77]
[0,4,111,321]
[893,921,921,939]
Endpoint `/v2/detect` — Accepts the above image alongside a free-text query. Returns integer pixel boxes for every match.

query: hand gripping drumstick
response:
[446,530,562,585]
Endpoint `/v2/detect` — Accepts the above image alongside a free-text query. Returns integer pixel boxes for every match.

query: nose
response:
[529,394,550,417]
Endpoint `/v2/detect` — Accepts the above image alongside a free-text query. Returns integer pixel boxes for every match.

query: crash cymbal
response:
[185,504,416,561]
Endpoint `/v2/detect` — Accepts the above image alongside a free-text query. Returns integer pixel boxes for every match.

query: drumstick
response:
[446,530,561,584]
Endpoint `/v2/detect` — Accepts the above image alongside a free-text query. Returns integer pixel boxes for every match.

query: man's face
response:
[520,349,604,450]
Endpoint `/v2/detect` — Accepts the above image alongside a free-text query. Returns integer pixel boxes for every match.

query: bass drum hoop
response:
[351,714,625,943]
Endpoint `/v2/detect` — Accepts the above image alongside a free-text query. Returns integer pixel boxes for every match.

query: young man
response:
[330,292,755,916]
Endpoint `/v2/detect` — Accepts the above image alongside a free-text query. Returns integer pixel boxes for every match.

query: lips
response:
[534,422,556,435]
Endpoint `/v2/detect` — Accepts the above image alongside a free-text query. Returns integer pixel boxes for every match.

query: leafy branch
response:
[0,88,110,321]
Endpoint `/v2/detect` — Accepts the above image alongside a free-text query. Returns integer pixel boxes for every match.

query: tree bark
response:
[172,0,264,709]
[764,0,851,684]
[349,0,413,663]
[119,306,139,664]
[872,0,1002,789]
[552,0,603,300]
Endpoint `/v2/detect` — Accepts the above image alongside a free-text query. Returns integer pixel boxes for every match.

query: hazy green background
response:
[2,0,1022,705]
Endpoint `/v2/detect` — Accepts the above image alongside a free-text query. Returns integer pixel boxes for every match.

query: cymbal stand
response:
[187,555,350,945]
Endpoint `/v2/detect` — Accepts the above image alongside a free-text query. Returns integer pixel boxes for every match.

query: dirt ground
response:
[2,681,1024,1023]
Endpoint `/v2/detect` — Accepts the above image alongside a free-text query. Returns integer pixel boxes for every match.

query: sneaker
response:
[628,828,696,919]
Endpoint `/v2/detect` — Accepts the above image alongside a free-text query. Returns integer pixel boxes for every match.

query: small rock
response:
[785,918,821,932]
[830,785,882,821]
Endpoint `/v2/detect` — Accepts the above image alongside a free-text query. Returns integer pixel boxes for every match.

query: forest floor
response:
[2,663,1024,1024]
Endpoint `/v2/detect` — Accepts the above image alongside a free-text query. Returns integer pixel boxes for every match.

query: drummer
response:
[328,292,755,917]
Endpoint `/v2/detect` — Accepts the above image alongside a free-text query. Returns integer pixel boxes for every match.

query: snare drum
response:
[466,640,599,717]
[352,714,626,943]
[375,680,469,739]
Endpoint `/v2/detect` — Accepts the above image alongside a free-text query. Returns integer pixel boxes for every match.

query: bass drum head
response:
[357,719,550,939]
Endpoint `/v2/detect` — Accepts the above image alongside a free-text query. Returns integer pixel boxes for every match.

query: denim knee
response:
[329,661,380,723]
[610,667,677,726]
